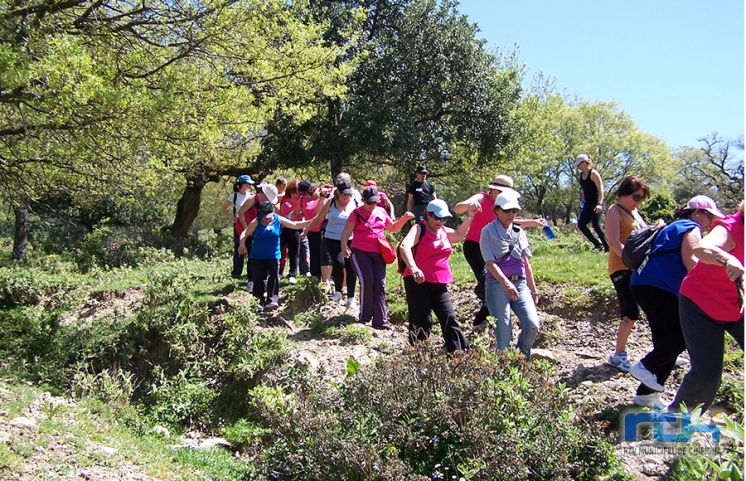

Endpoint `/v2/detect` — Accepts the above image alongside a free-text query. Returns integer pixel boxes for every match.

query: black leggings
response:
[280,228,300,276]
[578,206,609,251]
[404,277,469,353]
[463,240,490,325]
[307,231,322,278]
[322,238,356,298]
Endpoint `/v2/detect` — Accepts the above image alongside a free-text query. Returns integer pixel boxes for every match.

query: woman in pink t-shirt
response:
[341,186,413,329]
[399,200,474,352]
[669,202,744,412]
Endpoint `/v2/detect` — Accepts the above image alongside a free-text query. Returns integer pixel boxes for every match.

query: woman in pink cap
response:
[626,196,723,409]
[669,201,743,412]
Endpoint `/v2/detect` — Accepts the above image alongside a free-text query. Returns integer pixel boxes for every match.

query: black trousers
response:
[307,231,322,278]
[404,276,469,353]
[463,240,490,326]
[578,206,609,251]
[251,258,279,306]
[280,228,300,276]
[631,285,686,395]
[322,238,356,298]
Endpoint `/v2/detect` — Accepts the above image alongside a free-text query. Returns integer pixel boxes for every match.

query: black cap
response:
[298,180,313,193]
[362,186,380,203]
[415,166,428,174]
[336,182,353,196]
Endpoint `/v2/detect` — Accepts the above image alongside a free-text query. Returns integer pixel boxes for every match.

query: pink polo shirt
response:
[402,225,453,284]
[350,206,391,253]
[464,192,494,243]
[680,212,744,322]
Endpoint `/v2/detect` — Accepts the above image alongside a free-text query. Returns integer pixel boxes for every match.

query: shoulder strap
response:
[233,192,238,218]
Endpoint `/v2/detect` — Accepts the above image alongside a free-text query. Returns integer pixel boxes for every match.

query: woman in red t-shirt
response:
[669,202,744,412]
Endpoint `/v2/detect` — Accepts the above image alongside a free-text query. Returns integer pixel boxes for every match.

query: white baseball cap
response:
[259,183,279,204]
[575,153,590,167]
[494,192,521,211]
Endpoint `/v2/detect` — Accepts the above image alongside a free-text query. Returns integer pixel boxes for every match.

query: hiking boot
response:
[633,392,668,410]
[372,323,392,331]
[608,352,631,372]
[472,321,489,334]
[265,302,279,312]
[629,361,664,392]
[330,291,343,303]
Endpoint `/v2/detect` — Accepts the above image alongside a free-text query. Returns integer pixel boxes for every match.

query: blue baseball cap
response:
[426,199,452,218]
[236,174,255,185]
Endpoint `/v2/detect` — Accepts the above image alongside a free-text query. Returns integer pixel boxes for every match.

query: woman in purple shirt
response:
[481,193,540,358]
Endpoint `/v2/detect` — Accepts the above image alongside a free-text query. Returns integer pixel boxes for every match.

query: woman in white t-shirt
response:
[222,174,255,278]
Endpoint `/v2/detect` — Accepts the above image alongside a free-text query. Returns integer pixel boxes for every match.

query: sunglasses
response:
[339,193,352,197]
[632,193,645,202]
[502,208,519,214]
[428,212,446,221]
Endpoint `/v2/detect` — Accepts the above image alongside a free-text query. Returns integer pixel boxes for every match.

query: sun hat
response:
[575,153,591,167]
[686,195,724,218]
[488,175,520,198]
[257,201,275,219]
[426,199,452,218]
[362,186,380,204]
[494,193,521,211]
[258,183,279,204]
[236,174,255,185]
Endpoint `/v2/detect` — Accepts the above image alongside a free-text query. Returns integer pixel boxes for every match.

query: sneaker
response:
[629,361,664,392]
[674,356,689,368]
[345,297,358,309]
[330,291,343,303]
[608,352,631,372]
[633,392,669,410]
[256,305,264,313]
[247,281,254,292]
[372,323,392,331]
[287,276,297,285]
[265,302,279,311]
[305,272,312,277]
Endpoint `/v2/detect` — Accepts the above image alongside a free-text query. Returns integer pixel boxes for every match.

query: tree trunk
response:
[171,175,205,238]
[12,204,28,259]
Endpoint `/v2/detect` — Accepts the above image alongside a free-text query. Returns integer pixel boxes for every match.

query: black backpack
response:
[622,224,679,270]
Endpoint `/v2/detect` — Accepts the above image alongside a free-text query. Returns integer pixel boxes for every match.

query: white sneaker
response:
[305,272,312,277]
[633,392,669,410]
[608,352,631,372]
[674,356,689,368]
[247,281,254,292]
[330,291,343,303]
[629,361,664,392]
[288,276,297,284]
[345,297,358,309]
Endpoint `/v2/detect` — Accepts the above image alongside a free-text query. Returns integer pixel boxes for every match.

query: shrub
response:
[253,346,630,481]
[639,192,677,224]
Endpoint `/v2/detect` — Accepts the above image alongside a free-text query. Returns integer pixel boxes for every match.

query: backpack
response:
[397,222,427,274]
[621,224,679,271]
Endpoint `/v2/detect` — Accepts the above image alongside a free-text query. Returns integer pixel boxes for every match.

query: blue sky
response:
[457,0,744,149]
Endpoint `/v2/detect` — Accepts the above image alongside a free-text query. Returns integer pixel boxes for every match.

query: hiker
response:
[669,202,744,412]
[341,186,414,329]
[299,180,322,278]
[576,154,609,252]
[235,183,280,291]
[238,201,311,312]
[406,166,437,222]
[481,192,540,359]
[222,174,255,279]
[627,196,723,409]
[452,175,545,332]
[304,180,360,307]
[279,180,303,284]
[399,199,473,352]
[364,180,395,217]
[604,176,650,372]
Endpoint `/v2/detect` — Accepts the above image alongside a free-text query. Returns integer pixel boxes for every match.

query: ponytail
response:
[674,207,694,219]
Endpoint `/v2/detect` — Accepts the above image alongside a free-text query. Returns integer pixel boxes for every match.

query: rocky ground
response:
[1,278,736,481]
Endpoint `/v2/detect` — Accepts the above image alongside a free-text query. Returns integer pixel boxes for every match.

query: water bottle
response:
[543,225,556,240]
[579,201,585,210]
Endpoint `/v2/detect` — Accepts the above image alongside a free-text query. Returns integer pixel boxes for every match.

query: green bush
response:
[253,346,630,481]
[0,267,78,307]
[639,192,677,224]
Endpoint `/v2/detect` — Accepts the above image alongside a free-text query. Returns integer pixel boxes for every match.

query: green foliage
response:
[253,346,629,481]
[639,192,677,224]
